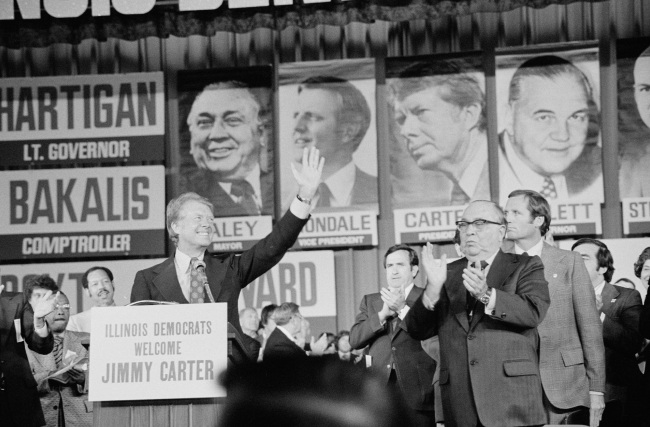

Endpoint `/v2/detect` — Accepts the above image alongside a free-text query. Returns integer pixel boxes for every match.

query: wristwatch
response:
[296,194,312,205]
[478,287,492,305]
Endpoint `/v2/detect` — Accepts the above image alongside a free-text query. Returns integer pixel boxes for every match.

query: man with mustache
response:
[292,76,377,209]
[67,266,116,334]
[182,81,273,217]
[389,60,490,206]
[499,55,602,203]
[28,291,91,427]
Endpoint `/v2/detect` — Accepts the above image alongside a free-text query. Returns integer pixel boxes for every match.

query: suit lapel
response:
[205,255,224,302]
[152,255,188,303]
[540,243,567,302]
[446,261,470,333]
[601,282,619,315]
[393,286,423,339]
[0,296,18,348]
[469,251,517,328]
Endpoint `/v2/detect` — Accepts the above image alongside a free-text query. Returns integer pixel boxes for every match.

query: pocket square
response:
[611,299,616,303]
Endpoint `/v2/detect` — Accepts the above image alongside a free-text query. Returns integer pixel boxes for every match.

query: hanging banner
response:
[89,303,228,401]
[0,165,166,260]
[177,66,275,221]
[292,211,378,249]
[495,42,603,205]
[209,215,272,253]
[0,72,165,166]
[617,36,650,199]
[622,197,650,235]
[386,52,489,232]
[394,205,465,244]
[547,200,601,236]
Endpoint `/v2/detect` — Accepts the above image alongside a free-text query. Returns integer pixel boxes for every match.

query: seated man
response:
[27,291,91,427]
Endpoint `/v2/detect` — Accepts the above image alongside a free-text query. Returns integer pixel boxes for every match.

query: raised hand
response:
[291,147,325,200]
[33,290,58,328]
[421,243,447,304]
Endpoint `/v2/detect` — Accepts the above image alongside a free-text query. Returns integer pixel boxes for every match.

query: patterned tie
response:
[230,180,260,215]
[466,260,489,319]
[450,181,470,206]
[189,257,206,304]
[53,335,64,368]
[316,183,332,208]
[540,177,557,199]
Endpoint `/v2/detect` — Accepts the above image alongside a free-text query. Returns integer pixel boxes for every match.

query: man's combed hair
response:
[166,192,215,244]
[273,302,300,326]
[383,244,419,268]
[572,238,615,283]
[81,266,114,290]
[298,76,371,152]
[634,247,650,279]
[24,275,59,302]
[508,190,552,236]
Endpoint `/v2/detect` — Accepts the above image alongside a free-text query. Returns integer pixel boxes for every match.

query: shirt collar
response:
[322,161,356,207]
[174,248,205,274]
[404,283,415,299]
[467,249,499,269]
[503,132,568,199]
[514,237,544,257]
[457,131,488,198]
[594,280,606,296]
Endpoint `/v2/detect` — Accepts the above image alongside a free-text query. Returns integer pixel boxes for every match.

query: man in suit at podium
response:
[131,147,324,337]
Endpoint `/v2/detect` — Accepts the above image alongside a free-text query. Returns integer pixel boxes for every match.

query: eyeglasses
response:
[456,219,503,233]
[54,303,71,311]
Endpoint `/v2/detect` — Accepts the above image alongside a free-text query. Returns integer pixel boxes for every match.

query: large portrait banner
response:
[496,42,603,236]
[386,52,488,244]
[278,59,378,248]
[0,165,166,260]
[176,66,275,228]
[0,72,165,166]
[617,36,650,234]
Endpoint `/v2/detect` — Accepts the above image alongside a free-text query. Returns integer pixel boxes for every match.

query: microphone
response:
[193,259,215,303]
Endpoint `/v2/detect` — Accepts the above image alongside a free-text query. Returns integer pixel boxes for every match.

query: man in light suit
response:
[28,292,92,427]
[292,76,377,209]
[131,147,324,338]
[350,244,436,427]
[0,284,56,427]
[572,238,643,426]
[504,189,606,426]
[404,200,550,427]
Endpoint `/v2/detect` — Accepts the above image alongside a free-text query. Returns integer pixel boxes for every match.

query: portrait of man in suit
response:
[388,58,490,206]
[571,238,643,426]
[498,54,603,203]
[181,80,274,217]
[504,189,605,426]
[349,244,436,427]
[619,44,650,198]
[292,76,378,210]
[404,200,550,427]
[131,147,324,338]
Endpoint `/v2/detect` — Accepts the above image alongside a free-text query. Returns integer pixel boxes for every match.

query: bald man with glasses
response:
[404,200,550,427]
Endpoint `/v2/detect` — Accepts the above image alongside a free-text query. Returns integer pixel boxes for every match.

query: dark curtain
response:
[0,0,606,48]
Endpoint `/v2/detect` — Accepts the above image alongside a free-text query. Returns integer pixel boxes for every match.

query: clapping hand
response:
[421,243,447,303]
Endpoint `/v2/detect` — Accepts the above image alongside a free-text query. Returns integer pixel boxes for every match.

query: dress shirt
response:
[174,250,205,302]
[503,133,568,200]
[217,164,263,212]
[594,280,606,322]
[316,161,355,207]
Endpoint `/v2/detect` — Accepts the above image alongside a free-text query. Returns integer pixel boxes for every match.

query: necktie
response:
[540,177,557,199]
[466,260,489,319]
[53,335,64,368]
[316,183,332,208]
[189,257,206,304]
[450,181,470,206]
[230,180,260,215]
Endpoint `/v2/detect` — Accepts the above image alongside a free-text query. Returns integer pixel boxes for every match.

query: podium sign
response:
[89,303,227,402]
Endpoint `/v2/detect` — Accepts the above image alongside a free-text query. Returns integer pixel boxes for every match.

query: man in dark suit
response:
[131,147,324,338]
[292,76,378,210]
[504,189,605,426]
[350,244,435,427]
[0,284,56,427]
[263,302,327,362]
[572,238,643,426]
[404,200,550,427]
[181,80,274,217]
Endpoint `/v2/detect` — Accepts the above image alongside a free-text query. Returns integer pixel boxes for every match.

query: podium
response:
[93,323,253,427]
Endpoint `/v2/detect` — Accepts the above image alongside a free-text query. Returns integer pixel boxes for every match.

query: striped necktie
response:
[53,335,64,368]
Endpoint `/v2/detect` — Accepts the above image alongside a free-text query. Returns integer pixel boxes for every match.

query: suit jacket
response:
[600,283,643,400]
[350,167,378,207]
[349,286,435,411]
[181,168,274,218]
[537,243,606,409]
[0,292,54,427]
[498,132,603,203]
[27,331,92,427]
[130,210,308,336]
[404,251,550,427]
[263,327,306,362]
